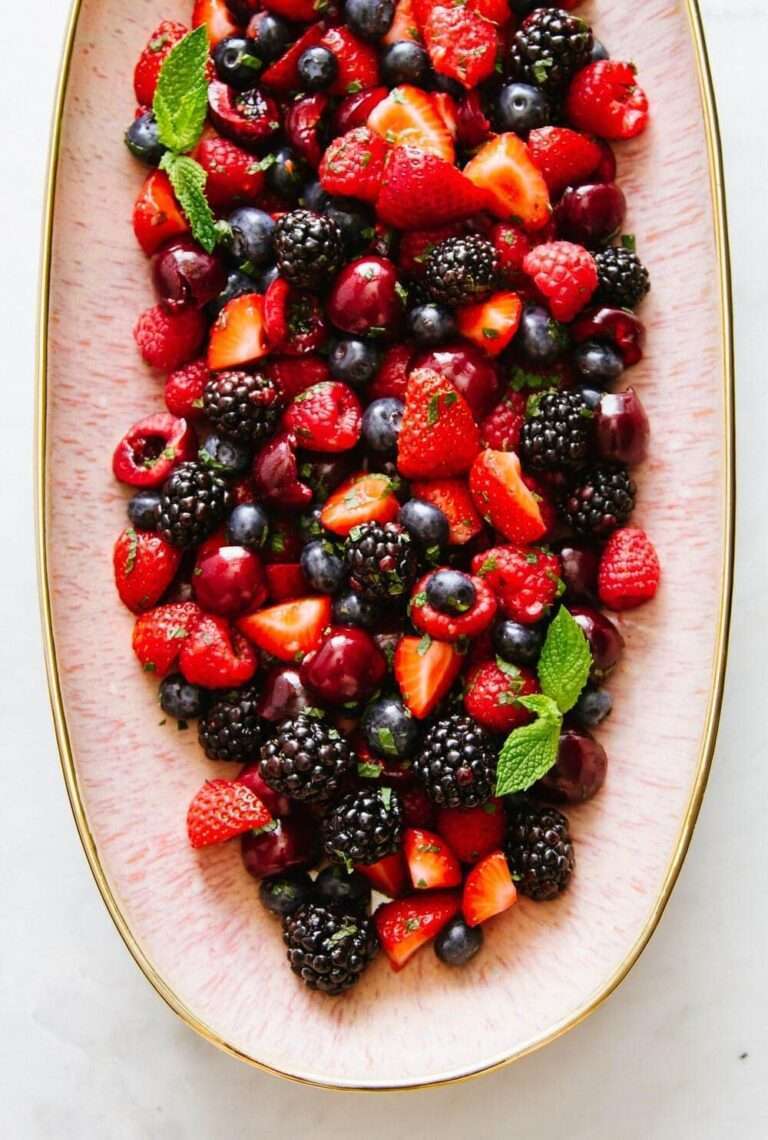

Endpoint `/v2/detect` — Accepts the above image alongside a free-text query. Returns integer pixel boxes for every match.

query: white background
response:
[1,2,766,1136]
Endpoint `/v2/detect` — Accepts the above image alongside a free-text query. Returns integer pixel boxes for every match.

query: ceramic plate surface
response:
[39,0,732,1089]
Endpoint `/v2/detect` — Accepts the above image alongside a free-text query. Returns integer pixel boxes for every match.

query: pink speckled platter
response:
[39,0,732,1089]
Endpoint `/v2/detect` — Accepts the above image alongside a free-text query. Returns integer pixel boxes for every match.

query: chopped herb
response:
[123,528,138,575]
[417,633,432,657]
[329,923,358,943]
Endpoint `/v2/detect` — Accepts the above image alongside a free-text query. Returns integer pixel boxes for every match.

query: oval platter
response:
[37,0,733,1090]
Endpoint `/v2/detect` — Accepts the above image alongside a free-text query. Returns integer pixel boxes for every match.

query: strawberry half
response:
[132,601,202,678]
[187,779,272,849]
[192,0,239,45]
[133,170,188,256]
[435,800,506,864]
[368,86,455,161]
[208,294,269,371]
[320,473,400,536]
[404,828,462,890]
[179,613,258,688]
[469,450,546,544]
[410,478,484,545]
[356,851,409,898]
[397,368,481,479]
[464,134,551,231]
[422,5,498,89]
[384,0,421,44]
[237,595,331,662]
[375,891,461,970]
[394,635,463,719]
[462,851,517,927]
[281,382,362,453]
[320,26,380,97]
[114,528,182,614]
[319,126,390,203]
[527,126,603,195]
[456,291,522,357]
[376,146,488,229]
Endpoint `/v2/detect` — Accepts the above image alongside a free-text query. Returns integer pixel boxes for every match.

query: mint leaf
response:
[160,154,217,253]
[495,694,562,796]
[537,606,592,713]
[153,26,210,154]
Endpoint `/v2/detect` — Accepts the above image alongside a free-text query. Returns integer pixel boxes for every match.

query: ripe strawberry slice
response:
[410,573,496,642]
[114,528,182,614]
[435,800,505,864]
[368,86,455,162]
[394,635,463,719]
[187,779,272,849]
[320,26,380,97]
[208,294,269,371]
[192,0,239,44]
[263,276,291,345]
[456,291,522,357]
[404,828,462,890]
[471,544,561,623]
[422,5,498,89]
[319,127,390,203]
[261,24,325,91]
[195,132,266,209]
[397,368,481,479]
[265,355,329,401]
[463,659,538,733]
[377,146,489,229]
[281,382,362,453]
[469,450,546,544]
[384,0,421,44]
[410,478,484,545]
[464,134,551,231]
[237,595,331,662]
[134,21,188,107]
[566,61,650,141]
[179,613,258,688]
[320,473,400,536]
[356,851,409,898]
[133,170,188,256]
[132,601,202,678]
[369,344,414,400]
[375,891,461,970]
[527,126,603,195]
[462,851,517,927]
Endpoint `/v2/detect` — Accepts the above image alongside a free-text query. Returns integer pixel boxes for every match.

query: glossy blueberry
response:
[344,0,395,40]
[206,268,260,320]
[227,503,269,549]
[496,83,550,134]
[314,864,372,912]
[127,488,162,530]
[266,147,311,201]
[398,499,450,550]
[159,674,205,720]
[578,386,603,411]
[572,340,624,387]
[381,41,431,87]
[297,46,338,91]
[333,589,381,630]
[250,12,293,64]
[301,179,330,213]
[200,434,252,476]
[362,398,404,453]
[124,111,166,165]
[517,303,569,366]
[435,916,483,966]
[590,38,610,64]
[213,36,263,90]
[330,338,381,386]
[325,197,375,255]
[573,687,613,728]
[226,207,275,270]
[406,303,457,347]
[362,696,420,759]
[259,869,315,917]
[426,569,476,615]
[300,540,347,594]
[492,619,545,665]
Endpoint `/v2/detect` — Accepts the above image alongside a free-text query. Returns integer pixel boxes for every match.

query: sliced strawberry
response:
[132,601,202,678]
[207,294,269,371]
[263,276,291,345]
[397,368,481,479]
[134,21,188,107]
[565,61,650,141]
[320,473,400,536]
[394,635,463,719]
[261,24,325,91]
[432,92,458,139]
[281,382,362,453]
[264,563,308,602]
[464,134,551,231]
[192,0,239,44]
[422,5,498,89]
[377,146,489,229]
[133,170,188,256]
[356,851,409,898]
[410,478,484,546]
[320,26,380,97]
[368,86,455,161]
[187,779,272,849]
[252,432,313,509]
[527,126,603,195]
[435,800,506,864]
[375,891,461,970]
[469,450,546,544]
[237,595,331,662]
[384,0,421,44]
[404,828,462,890]
[179,613,258,688]
[462,851,517,927]
[114,528,182,614]
[456,291,522,357]
[265,355,330,401]
[409,573,496,642]
[319,127,390,203]
[369,344,414,400]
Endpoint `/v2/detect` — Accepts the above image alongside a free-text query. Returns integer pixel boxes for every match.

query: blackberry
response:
[198,686,264,763]
[414,714,496,809]
[158,462,230,548]
[594,246,651,309]
[560,462,636,537]
[507,8,593,95]
[282,903,378,995]
[344,522,415,600]
[204,371,280,443]
[322,786,404,866]
[424,236,499,306]
[258,714,354,802]
[274,209,343,289]
[519,389,593,471]
[504,800,575,900]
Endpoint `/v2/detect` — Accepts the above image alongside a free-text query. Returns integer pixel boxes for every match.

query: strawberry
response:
[410,573,497,642]
[357,851,409,898]
[404,828,462,890]
[394,635,464,719]
[422,5,498,89]
[134,304,205,372]
[527,126,603,195]
[472,544,561,623]
[410,478,484,546]
[521,470,558,538]
[281,382,362,453]
[397,368,481,479]
[384,0,421,44]
[132,170,188,256]
[265,355,329,401]
[319,127,390,203]
[469,0,513,22]
[207,294,269,371]
[263,277,291,345]
[376,147,488,229]
[369,344,414,400]
[187,779,272,849]
[598,526,660,610]
[132,601,202,677]
[435,800,505,864]
[320,26,380,97]
[523,240,598,321]
[463,659,538,733]
[456,291,522,357]
[480,391,526,452]
[195,133,266,209]
[133,21,188,107]
[114,528,182,614]
[462,851,517,927]
[463,134,551,231]
[566,61,650,141]
[432,91,458,139]
[164,359,211,420]
[264,563,307,602]
[397,224,463,278]
[368,85,455,162]
[490,222,532,283]
[237,595,331,661]
[261,24,325,91]
[192,0,239,45]
[375,891,461,970]
[180,613,258,688]
[320,473,400,536]
[469,450,547,544]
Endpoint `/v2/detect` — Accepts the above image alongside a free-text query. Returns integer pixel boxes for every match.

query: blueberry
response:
[297,45,338,91]
[430,72,464,99]
[213,36,263,90]
[572,340,624,387]
[250,12,293,63]
[127,488,162,530]
[573,687,613,728]
[124,111,166,165]
[398,499,450,550]
[426,569,476,615]
[325,197,375,254]
[333,590,381,630]
[300,539,347,594]
[492,619,545,665]
[314,864,372,912]
[345,0,395,41]
[267,147,311,201]
[578,386,603,411]
[362,398,404,453]
[406,303,457,347]
[206,268,260,321]
[227,503,269,549]
[435,916,483,966]
[301,179,331,213]
[496,83,550,135]
[381,41,431,87]
[518,303,569,365]
[226,207,275,270]
[259,870,315,917]
[159,674,205,720]
[200,434,252,476]
[330,338,381,386]
[362,696,420,759]
[590,38,610,64]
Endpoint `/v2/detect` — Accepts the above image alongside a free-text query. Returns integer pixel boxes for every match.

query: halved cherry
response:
[320,473,400,536]
[112,413,196,488]
[570,306,645,367]
[404,827,462,890]
[332,87,388,135]
[252,431,313,509]
[133,170,188,256]
[237,595,331,662]
[207,81,281,148]
[284,94,330,168]
[462,850,517,927]
[208,293,269,370]
[394,635,464,719]
[277,290,328,357]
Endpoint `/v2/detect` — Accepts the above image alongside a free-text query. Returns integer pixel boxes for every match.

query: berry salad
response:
[114,0,661,995]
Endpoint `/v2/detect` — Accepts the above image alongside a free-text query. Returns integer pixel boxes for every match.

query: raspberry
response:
[523,241,598,322]
[598,526,660,610]
[472,545,562,624]
[566,60,650,141]
[134,304,206,371]
[369,344,414,401]
[463,660,539,734]
[319,127,390,204]
[480,392,527,451]
[164,359,211,419]
[195,133,266,209]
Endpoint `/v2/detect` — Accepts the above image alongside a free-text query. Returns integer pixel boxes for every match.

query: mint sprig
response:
[537,605,591,713]
[160,153,217,253]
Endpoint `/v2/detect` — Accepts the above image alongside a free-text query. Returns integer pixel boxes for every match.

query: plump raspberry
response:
[164,359,211,419]
[463,660,539,734]
[566,61,650,141]
[598,526,660,610]
[409,573,497,642]
[195,133,266,209]
[369,344,414,400]
[490,223,531,283]
[134,304,206,371]
[319,127,390,204]
[472,545,562,624]
[523,241,598,323]
[480,392,526,451]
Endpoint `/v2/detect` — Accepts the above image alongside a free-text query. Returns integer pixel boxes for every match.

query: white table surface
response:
[2,2,766,1135]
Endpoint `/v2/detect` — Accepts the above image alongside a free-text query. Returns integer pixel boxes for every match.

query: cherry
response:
[112,413,196,488]
[412,342,500,418]
[536,727,607,803]
[595,387,650,465]
[284,93,330,167]
[569,606,624,681]
[152,239,227,312]
[252,432,313,508]
[455,90,492,149]
[555,183,626,249]
[237,763,293,819]
[193,545,267,616]
[332,86,388,135]
[241,811,321,878]
[300,627,387,704]
[590,138,617,184]
[327,256,404,336]
[257,665,314,722]
[571,307,645,367]
[556,541,599,602]
[208,81,281,148]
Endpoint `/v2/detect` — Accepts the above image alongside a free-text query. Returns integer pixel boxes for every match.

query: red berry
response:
[356,851,409,899]
[320,472,400,536]
[410,573,497,642]
[164,359,211,420]
[256,665,313,723]
[241,812,320,877]
[397,368,481,479]
[413,342,500,419]
[375,891,461,970]
[195,133,267,209]
[132,601,202,678]
[261,24,325,92]
[264,563,308,602]
[555,183,626,248]
[265,355,329,401]
[193,544,268,617]
[237,595,332,662]
[332,87,388,135]
[422,5,498,89]
[368,86,455,163]
[114,528,181,614]
[527,126,603,196]
[208,294,269,371]
[180,613,259,688]
[319,127,390,203]
[376,146,487,230]
[523,240,598,322]
[134,21,188,107]
[410,478,484,546]
[570,306,645,367]
[152,239,227,312]
[284,94,330,168]
[598,527,660,610]
[134,304,206,371]
[403,828,462,891]
[319,25,380,97]
[369,344,414,401]
[394,635,464,720]
[435,800,505,865]
[469,450,547,545]
[472,544,561,624]
[300,628,388,705]
[480,391,526,452]
[595,387,650,465]
[463,659,538,733]
[112,413,196,488]
[207,82,281,148]
[187,779,272,850]
[281,382,362,453]
[463,134,551,231]
[327,256,404,336]
[566,61,650,141]
[252,432,312,508]
[462,850,517,927]
[192,0,239,45]
[237,763,293,820]
[536,727,607,804]
[490,222,532,283]
[456,291,522,358]
[133,171,188,256]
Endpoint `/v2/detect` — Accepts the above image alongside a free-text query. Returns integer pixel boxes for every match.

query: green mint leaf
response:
[376,725,397,755]
[358,760,383,779]
[621,233,637,252]
[379,787,393,809]
[123,528,138,575]
[537,606,592,713]
[417,633,432,656]
[495,694,562,796]
[329,923,358,944]
[153,26,210,154]
[160,154,218,253]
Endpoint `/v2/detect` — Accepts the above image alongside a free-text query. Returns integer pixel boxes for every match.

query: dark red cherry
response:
[284,93,330,167]
[556,541,599,602]
[589,138,616,184]
[595,387,650,465]
[300,627,387,704]
[152,239,227,312]
[332,86,388,135]
[412,342,500,418]
[455,90,492,149]
[555,183,626,248]
[257,665,313,722]
[208,81,281,148]
[194,546,267,616]
[252,432,313,508]
[569,606,624,681]
[237,763,292,819]
[536,727,607,803]
[241,811,321,878]
[327,256,404,336]
[571,307,645,367]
